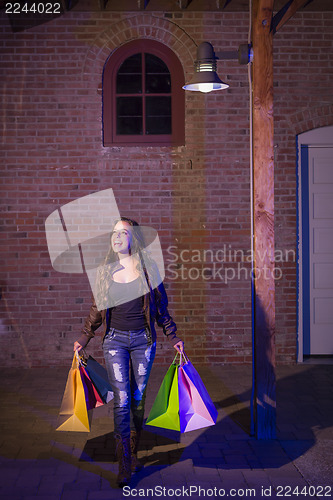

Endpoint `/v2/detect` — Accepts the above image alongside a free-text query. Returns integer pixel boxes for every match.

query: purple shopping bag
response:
[178,353,218,433]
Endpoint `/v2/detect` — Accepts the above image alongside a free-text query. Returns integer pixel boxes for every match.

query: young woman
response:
[74,217,184,487]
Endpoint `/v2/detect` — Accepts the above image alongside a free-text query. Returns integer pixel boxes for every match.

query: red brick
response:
[1,8,333,367]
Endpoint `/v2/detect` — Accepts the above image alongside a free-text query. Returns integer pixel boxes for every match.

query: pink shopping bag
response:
[79,365,104,411]
[178,353,218,433]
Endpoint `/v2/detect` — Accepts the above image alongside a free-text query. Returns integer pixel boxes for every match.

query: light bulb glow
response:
[198,83,215,93]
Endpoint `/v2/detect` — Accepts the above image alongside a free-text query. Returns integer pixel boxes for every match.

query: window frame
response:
[102,39,185,147]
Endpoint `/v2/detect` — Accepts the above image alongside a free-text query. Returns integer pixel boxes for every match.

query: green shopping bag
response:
[146,356,180,431]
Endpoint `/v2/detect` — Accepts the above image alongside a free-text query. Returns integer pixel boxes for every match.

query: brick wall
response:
[1,5,333,367]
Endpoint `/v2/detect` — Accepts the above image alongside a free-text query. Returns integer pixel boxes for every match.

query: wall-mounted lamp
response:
[183,41,253,93]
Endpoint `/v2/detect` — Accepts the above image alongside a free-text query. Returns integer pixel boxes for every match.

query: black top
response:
[109,277,148,331]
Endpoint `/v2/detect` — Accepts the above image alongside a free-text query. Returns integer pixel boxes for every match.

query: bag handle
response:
[172,351,189,366]
[180,351,189,366]
[172,352,180,365]
[75,349,88,366]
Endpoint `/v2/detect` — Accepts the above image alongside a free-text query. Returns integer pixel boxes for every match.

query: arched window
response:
[103,39,185,146]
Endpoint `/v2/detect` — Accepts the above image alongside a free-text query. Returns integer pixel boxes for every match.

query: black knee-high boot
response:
[130,429,143,472]
[114,434,131,487]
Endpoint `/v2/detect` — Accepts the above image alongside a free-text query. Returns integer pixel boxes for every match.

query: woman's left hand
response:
[173,340,184,353]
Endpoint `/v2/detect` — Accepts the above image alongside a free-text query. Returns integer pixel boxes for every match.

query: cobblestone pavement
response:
[0,362,332,499]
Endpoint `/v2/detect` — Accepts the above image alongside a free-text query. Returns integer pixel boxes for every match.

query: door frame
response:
[297,126,333,362]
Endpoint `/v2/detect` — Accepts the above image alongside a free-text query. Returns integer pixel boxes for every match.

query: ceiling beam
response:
[138,0,150,8]
[271,0,309,34]
[59,0,76,10]
[178,0,192,8]
[99,0,108,9]
[216,0,234,9]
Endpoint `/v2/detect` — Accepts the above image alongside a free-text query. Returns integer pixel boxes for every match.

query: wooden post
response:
[252,0,276,439]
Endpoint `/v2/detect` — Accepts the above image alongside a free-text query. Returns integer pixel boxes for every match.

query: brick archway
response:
[82,14,196,89]
[287,103,333,136]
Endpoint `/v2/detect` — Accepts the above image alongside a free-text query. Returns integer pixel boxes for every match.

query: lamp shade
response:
[183,42,229,93]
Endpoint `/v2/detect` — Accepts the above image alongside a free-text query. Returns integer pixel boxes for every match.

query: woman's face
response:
[111,220,133,255]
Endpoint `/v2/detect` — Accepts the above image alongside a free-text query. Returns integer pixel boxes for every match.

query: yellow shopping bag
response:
[56,353,90,432]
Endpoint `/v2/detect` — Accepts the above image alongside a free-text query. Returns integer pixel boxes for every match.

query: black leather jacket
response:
[77,281,181,348]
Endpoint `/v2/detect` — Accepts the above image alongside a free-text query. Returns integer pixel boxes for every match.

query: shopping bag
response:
[79,364,104,411]
[145,356,180,431]
[84,355,114,404]
[178,353,218,433]
[56,353,90,432]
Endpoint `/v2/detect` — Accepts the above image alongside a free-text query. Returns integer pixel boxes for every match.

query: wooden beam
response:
[137,0,150,8]
[251,0,276,439]
[178,0,192,8]
[216,0,234,9]
[59,0,67,11]
[271,0,309,34]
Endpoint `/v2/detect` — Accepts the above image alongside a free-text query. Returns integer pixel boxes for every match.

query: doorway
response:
[297,126,333,362]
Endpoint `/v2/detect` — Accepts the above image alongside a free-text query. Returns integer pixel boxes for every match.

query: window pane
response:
[145,53,171,94]
[146,117,171,135]
[118,53,142,73]
[145,53,169,73]
[117,97,142,135]
[146,96,171,116]
[117,117,142,135]
[117,53,142,94]
[117,97,142,116]
[117,74,142,94]
[146,96,171,135]
[146,75,171,94]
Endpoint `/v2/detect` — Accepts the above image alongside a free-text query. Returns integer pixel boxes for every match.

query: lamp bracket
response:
[216,44,253,65]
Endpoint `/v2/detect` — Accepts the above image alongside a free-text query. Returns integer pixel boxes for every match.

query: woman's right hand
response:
[74,341,83,352]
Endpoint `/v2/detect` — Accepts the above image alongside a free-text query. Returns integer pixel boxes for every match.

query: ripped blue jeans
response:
[103,327,156,439]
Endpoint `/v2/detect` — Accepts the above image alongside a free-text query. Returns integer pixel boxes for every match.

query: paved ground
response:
[0,361,332,500]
